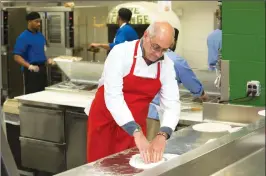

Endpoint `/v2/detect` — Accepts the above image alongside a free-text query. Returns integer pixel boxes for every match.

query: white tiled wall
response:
[172,1,219,69]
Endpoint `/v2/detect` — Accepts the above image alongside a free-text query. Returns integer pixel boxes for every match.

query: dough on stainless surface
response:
[129,154,178,169]
[192,123,231,133]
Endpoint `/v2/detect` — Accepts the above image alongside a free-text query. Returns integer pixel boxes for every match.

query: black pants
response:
[23,64,47,94]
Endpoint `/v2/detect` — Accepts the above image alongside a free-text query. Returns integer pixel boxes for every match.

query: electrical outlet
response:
[246,80,261,96]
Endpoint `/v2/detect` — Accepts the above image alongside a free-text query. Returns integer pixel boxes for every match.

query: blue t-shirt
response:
[13,30,47,69]
[109,24,139,49]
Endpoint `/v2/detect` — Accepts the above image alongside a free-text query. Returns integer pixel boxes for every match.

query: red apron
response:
[87,40,162,163]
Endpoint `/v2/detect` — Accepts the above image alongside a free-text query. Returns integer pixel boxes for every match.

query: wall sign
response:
[107,7,151,25]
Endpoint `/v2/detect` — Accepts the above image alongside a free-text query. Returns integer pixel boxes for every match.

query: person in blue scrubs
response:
[207,8,222,71]
[13,12,53,94]
[207,29,222,71]
[90,8,138,50]
[146,28,208,141]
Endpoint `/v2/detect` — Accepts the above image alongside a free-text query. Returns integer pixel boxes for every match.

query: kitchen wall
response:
[69,1,219,69]
[4,1,219,70]
[172,1,218,69]
[73,6,109,63]
[222,1,265,107]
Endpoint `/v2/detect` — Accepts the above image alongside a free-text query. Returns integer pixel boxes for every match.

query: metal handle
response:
[66,111,88,119]
[45,18,49,44]
[19,137,66,147]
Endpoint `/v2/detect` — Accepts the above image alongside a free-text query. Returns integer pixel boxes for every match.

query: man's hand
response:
[149,133,167,163]
[90,43,101,48]
[134,131,151,164]
[28,65,39,72]
[47,58,55,65]
[199,92,208,102]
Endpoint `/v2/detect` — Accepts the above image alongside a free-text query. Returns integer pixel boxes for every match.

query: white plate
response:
[258,110,265,117]
[192,123,232,133]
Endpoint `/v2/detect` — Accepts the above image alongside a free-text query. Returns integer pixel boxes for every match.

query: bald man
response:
[86,21,180,164]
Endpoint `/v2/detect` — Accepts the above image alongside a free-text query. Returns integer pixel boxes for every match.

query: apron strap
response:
[129,40,140,75]
[156,62,161,79]
[130,40,161,80]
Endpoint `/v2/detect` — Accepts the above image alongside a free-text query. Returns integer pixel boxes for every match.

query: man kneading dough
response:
[86,21,180,164]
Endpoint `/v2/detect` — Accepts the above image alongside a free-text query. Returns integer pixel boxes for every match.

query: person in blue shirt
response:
[13,12,53,94]
[207,29,222,71]
[146,28,208,141]
[207,8,222,71]
[90,8,139,50]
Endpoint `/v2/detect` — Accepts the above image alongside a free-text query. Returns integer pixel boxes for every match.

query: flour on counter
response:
[192,123,232,133]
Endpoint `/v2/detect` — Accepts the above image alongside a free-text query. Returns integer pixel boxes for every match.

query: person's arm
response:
[13,37,30,68]
[207,34,217,70]
[103,44,139,135]
[173,56,204,97]
[90,30,128,50]
[148,94,160,120]
[109,30,127,49]
[158,60,180,138]
[149,58,180,163]
[90,43,110,50]
[14,55,30,68]
[43,36,54,65]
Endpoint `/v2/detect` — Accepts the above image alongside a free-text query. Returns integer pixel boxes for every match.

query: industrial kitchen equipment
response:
[1,124,20,176]
[26,6,75,86]
[12,57,103,174]
[1,7,27,100]
[46,56,103,93]
[1,8,8,104]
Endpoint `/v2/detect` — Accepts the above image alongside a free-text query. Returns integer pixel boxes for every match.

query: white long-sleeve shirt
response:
[99,40,180,132]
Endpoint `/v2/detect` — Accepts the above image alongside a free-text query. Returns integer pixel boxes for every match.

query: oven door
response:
[38,12,46,37]
[46,12,65,48]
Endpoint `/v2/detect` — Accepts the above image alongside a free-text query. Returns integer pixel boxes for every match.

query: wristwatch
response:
[133,125,142,134]
[157,131,169,140]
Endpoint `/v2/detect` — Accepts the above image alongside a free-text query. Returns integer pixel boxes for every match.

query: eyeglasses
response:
[149,37,169,54]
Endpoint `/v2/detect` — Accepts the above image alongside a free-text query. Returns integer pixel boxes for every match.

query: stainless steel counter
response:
[14,90,264,175]
[211,148,265,176]
[15,90,213,124]
[55,127,228,176]
[13,89,208,174]
[139,117,265,176]
[15,88,265,175]
[55,115,265,176]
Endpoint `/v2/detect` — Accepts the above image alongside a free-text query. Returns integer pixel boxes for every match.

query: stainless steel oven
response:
[1,9,8,104]
[1,7,27,99]
[45,12,65,48]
